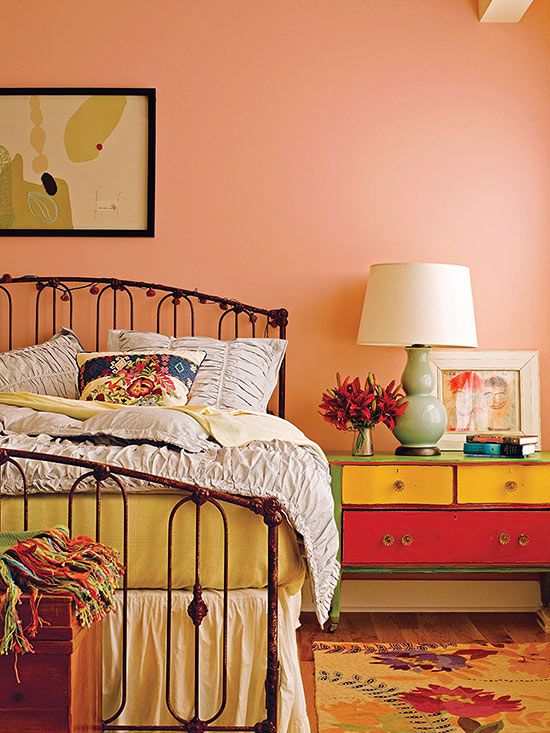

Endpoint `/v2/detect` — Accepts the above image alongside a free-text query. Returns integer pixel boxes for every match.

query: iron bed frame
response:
[0,274,290,733]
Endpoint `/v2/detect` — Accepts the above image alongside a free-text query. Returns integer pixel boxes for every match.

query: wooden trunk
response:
[0,595,101,732]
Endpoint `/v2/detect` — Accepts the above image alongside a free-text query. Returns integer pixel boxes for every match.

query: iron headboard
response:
[0,274,288,417]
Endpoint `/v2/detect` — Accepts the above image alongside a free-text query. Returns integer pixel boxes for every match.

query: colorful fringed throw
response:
[0,525,124,656]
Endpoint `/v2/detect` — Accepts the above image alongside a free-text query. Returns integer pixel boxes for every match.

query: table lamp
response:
[357,263,478,455]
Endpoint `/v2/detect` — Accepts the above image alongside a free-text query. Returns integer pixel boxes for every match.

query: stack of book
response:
[463,434,538,458]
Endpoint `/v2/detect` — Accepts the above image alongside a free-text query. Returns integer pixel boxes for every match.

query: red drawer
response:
[343,510,550,565]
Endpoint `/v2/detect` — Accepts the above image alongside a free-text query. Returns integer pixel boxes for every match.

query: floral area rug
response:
[313,641,550,732]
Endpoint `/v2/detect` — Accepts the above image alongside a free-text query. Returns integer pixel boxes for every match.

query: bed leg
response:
[258,498,282,733]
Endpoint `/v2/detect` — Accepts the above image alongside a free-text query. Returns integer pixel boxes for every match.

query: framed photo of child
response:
[429,350,541,451]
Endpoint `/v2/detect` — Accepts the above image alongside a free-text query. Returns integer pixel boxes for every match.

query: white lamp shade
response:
[357,263,478,347]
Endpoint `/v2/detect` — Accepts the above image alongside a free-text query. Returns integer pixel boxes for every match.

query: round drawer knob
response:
[12,692,23,702]
[382,534,394,547]
[499,532,511,546]
[518,533,530,546]
[392,480,405,492]
[505,481,518,492]
[401,534,413,546]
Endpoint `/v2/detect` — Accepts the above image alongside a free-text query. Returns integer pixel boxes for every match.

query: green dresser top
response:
[325,451,550,464]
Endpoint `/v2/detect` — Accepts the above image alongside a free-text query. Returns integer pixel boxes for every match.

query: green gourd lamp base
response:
[392,346,447,456]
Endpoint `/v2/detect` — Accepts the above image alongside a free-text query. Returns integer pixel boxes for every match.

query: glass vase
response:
[352,426,374,457]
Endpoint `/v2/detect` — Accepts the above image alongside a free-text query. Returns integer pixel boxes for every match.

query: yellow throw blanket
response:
[0,392,325,459]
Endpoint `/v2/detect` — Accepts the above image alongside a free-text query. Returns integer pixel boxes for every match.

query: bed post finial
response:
[268,308,288,328]
[262,497,283,527]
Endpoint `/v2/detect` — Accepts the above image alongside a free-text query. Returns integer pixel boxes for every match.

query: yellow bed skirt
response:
[0,492,305,592]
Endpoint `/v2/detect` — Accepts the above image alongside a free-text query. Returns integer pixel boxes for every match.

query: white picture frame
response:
[429,350,541,451]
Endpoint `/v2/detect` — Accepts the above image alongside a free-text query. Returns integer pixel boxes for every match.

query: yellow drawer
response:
[342,465,453,505]
[457,465,550,504]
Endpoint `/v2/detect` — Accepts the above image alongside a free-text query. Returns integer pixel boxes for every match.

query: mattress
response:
[0,492,306,590]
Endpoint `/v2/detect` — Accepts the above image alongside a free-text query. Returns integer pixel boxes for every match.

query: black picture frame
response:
[0,87,156,237]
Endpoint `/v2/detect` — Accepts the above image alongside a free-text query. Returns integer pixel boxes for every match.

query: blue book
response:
[463,442,501,456]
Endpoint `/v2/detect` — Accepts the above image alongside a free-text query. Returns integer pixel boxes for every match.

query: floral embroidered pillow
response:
[77,351,206,407]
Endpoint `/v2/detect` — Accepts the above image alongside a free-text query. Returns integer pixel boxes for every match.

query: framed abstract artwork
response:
[0,88,155,236]
[429,350,541,450]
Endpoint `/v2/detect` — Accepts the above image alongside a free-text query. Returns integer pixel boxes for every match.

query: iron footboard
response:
[0,447,281,733]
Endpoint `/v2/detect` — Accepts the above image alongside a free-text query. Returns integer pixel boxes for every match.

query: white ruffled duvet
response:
[0,395,339,624]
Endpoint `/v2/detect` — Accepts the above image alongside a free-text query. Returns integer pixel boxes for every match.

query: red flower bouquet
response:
[319,373,407,455]
[320,373,407,431]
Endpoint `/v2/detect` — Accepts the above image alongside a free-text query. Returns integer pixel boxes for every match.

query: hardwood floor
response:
[297,611,548,732]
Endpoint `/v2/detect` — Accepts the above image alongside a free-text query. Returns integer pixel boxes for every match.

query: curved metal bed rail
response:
[0,274,288,418]
[0,447,281,733]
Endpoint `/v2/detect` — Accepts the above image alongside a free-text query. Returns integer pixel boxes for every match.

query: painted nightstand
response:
[326,451,550,632]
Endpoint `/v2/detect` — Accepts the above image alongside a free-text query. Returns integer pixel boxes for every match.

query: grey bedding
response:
[0,403,339,624]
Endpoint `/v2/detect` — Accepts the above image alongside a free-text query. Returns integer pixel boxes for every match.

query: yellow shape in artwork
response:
[10,154,73,229]
[64,95,127,163]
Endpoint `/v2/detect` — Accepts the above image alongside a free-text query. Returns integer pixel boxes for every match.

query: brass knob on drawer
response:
[393,480,405,492]
[382,534,394,546]
[401,534,413,546]
[499,532,511,546]
[504,481,518,492]
[518,533,530,546]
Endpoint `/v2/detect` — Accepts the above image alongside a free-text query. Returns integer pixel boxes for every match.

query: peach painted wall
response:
[3,0,550,451]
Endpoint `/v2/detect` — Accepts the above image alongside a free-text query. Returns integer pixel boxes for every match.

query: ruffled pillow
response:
[108,331,287,412]
[0,328,83,399]
[77,350,206,407]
